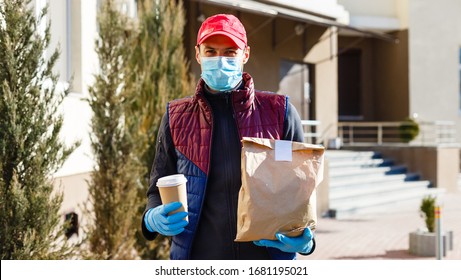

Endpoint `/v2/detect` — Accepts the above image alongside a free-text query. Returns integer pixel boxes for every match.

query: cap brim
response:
[198,31,246,49]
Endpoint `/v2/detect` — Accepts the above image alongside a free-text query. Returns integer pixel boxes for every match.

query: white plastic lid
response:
[156,174,187,187]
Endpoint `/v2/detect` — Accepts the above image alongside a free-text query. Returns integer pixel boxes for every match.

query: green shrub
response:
[419,195,436,232]
[399,117,420,143]
[1,0,78,259]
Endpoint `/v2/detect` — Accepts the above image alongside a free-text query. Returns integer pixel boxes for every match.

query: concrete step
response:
[330,188,446,219]
[329,164,409,178]
[330,173,413,188]
[330,186,444,212]
[329,180,431,200]
[328,158,394,168]
[329,166,390,177]
[325,149,438,219]
[325,150,378,160]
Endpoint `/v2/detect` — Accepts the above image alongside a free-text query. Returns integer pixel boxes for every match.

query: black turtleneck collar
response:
[203,80,244,100]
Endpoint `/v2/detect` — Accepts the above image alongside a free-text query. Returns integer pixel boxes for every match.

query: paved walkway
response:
[299,188,461,260]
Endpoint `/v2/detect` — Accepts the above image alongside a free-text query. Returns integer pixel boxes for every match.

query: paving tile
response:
[299,190,461,260]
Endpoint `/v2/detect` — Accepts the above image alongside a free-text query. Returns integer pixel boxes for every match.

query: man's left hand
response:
[253,227,314,254]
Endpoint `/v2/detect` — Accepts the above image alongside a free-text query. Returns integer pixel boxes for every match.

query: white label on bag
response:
[275,140,292,161]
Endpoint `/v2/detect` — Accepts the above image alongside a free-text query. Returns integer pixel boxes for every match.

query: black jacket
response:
[144,84,312,259]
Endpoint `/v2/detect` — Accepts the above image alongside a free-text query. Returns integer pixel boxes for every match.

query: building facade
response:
[31,0,461,224]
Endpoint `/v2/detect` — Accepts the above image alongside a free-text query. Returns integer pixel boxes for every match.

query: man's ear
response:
[243,46,250,64]
[195,45,201,65]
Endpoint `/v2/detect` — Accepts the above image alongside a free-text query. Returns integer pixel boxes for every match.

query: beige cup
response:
[156,174,188,221]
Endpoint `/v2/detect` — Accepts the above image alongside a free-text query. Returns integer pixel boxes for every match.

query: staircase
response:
[326,150,445,219]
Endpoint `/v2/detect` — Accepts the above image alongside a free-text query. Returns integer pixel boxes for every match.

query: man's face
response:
[195,34,250,66]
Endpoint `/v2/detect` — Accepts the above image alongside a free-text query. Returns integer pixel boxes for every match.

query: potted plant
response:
[399,117,420,143]
[420,195,435,232]
[408,195,453,257]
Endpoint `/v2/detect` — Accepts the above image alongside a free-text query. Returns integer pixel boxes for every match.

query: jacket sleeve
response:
[141,112,178,240]
[283,102,304,142]
[283,101,317,256]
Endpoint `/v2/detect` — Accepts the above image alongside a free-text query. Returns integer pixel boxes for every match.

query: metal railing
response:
[417,120,457,145]
[301,120,457,146]
[338,121,457,146]
[301,120,321,144]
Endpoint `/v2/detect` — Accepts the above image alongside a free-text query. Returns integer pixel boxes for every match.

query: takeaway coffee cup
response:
[156,174,188,221]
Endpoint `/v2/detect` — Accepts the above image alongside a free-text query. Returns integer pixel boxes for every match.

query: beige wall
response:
[339,0,461,142]
[264,0,349,23]
[47,1,96,217]
[48,0,68,82]
[338,30,409,122]
[70,0,82,92]
[48,1,94,181]
[53,172,91,225]
[49,0,99,94]
[307,28,338,142]
[338,0,398,18]
[373,30,409,121]
[395,0,409,29]
[77,0,99,94]
[185,3,339,142]
[408,0,461,141]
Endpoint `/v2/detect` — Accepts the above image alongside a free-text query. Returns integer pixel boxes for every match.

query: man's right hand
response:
[144,201,188,236]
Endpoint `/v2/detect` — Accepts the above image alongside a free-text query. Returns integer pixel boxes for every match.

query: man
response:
[142,14,315,260]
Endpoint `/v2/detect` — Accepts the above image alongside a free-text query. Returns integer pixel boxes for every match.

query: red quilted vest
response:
[168,73,286,175]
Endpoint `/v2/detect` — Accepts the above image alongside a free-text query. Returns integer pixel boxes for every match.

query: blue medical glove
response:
[253,227,314,254]
[144,201,188,236]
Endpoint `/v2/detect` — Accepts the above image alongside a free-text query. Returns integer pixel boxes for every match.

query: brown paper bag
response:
[235,137,324,242]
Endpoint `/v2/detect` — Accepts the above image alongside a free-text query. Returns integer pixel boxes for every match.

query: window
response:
[64,212,79,239]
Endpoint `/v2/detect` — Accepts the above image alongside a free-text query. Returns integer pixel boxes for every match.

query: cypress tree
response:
[126,0,195,259]
[86,0,141,259]
[0,0,77,259]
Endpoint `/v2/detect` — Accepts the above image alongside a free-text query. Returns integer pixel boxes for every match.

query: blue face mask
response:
[200,56,243,92]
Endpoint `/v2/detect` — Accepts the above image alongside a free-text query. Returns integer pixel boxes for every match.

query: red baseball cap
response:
[197,14,247,49]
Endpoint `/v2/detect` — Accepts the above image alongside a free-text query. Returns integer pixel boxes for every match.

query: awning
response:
[192,0,398,43]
